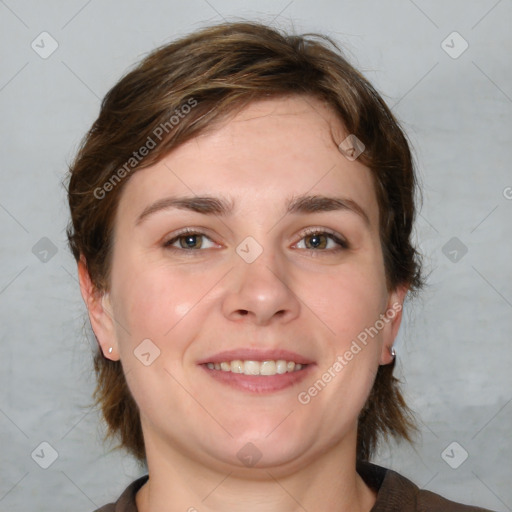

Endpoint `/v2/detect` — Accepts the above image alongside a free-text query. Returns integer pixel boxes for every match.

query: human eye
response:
[293,227,349,252]
[163,228,219,251]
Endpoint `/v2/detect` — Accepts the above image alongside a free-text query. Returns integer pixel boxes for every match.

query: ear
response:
[379,284,408,365]
[77,256,119,361]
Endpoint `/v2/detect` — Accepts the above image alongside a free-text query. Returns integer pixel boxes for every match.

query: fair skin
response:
[79,95,407,512]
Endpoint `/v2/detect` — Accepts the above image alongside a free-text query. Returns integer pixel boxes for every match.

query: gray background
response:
[0,1,511,511]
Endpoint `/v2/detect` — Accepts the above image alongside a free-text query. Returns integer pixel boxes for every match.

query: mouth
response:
[198,349,314,393]
[204,359,306,375]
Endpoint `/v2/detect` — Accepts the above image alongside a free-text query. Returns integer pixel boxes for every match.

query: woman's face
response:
[89,95,404,472]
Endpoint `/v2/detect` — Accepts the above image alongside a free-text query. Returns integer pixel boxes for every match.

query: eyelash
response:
[296,227,349,253]
[163,227,349,254]
[163,228,217,253]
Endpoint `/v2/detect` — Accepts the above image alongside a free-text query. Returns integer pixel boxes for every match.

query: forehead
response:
[201,95,346,159]
[116,95,379,228]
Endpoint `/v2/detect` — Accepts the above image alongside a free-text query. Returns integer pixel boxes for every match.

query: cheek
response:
[109,255,223,351]
[299,271,386,434]
[304,263,388,346]
[109,262,213,428]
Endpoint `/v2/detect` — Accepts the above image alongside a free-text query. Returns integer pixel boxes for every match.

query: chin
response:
[225,430,310,470]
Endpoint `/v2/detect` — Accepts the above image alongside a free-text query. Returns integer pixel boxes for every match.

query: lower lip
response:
[200,364,314,394]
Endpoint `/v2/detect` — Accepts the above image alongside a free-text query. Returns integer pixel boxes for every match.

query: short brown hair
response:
[66,21,422,462]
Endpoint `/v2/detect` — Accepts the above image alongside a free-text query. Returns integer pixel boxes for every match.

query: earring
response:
[390,346,396,358]
[108,347,113,354]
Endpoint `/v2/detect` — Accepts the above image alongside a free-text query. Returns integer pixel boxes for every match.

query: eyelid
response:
[163,227,220,249]
[293,226,349,250]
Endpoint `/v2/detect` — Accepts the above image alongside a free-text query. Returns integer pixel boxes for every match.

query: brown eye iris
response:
[305,233,328,249]
[179,234,202,249]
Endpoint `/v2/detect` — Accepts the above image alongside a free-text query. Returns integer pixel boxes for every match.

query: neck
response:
[136,430,376,512]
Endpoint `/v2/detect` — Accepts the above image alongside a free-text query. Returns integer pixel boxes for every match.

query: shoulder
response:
[92,475,148,512]
[93,505,115,512]
[357,461,495,512]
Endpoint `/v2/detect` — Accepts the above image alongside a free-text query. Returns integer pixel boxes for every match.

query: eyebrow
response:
[135,194,370,226]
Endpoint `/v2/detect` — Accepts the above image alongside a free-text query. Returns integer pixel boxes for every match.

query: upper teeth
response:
[206,360,304,376]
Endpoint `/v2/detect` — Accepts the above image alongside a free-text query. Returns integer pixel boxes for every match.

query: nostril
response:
[237,310,249,316]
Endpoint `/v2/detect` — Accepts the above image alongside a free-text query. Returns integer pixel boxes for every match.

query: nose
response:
[221,251,301,326]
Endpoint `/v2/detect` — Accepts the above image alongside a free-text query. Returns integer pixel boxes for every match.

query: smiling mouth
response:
[204,360,307,376]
